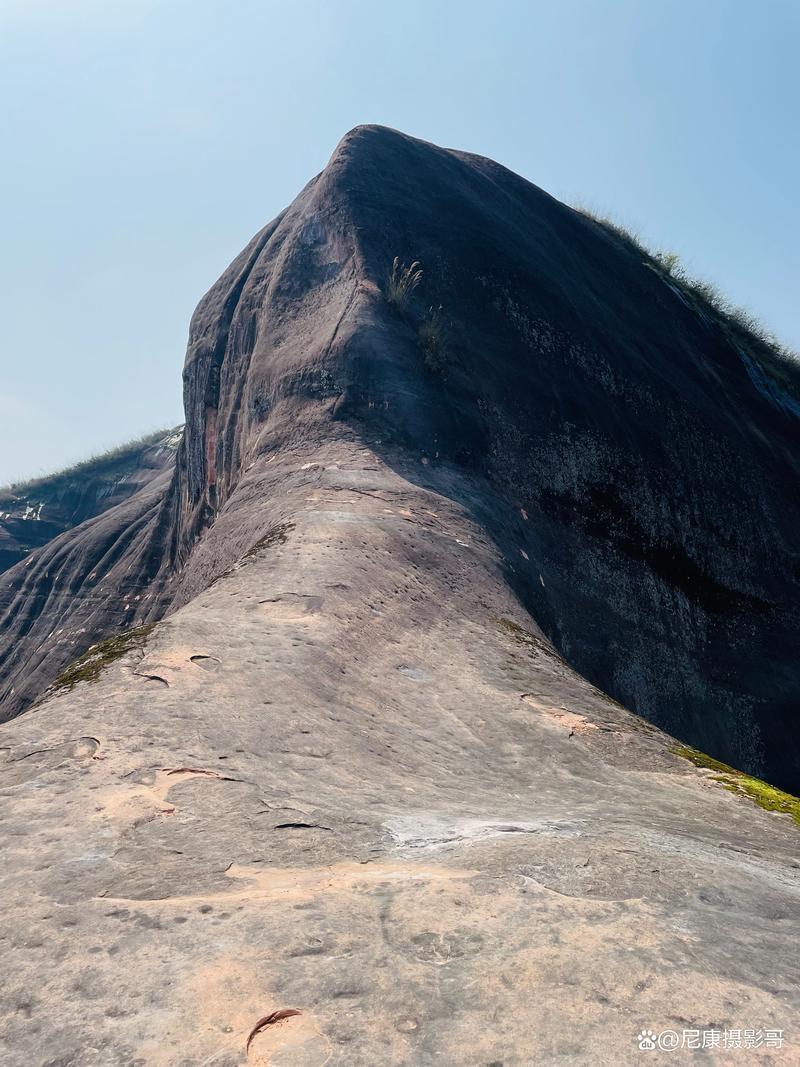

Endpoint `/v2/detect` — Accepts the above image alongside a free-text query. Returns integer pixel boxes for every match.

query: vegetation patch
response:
[384,257,423,314]
[418,305,449,374]
[496,616,540,648]
[576,207,799,402]
[2,427,181,495]
[672,744,800,826]
[241,522,295,563]
[495,616,565,662]
[208,523,295,588]
[383,258,452,375]
[51,623,156,694]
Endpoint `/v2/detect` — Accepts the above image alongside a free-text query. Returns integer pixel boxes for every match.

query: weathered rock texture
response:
[0,428,181,573]
[0,430,181,718]
[1,456,799,1067]
[0,126,799,1065]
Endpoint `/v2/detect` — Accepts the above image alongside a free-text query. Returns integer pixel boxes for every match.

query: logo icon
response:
[638,1030,658,1051]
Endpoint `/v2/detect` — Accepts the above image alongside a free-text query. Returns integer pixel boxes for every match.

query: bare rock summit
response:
[0,126,798,1066]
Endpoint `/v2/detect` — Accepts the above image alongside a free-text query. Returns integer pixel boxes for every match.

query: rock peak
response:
[1,127,800,1064]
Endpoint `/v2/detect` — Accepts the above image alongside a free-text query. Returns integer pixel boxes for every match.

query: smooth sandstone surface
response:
[1,452,798,1065]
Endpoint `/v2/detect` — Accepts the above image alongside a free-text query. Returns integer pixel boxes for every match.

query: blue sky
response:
[1,0,798,483]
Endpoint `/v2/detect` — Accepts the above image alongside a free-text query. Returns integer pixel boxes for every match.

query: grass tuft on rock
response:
[241,522,295,562]
[672,744,800,826]
[575,206,799,401]
[495,616,569,664]
[385,257,423,314]
[496,616,544,651]
[2,427,181,495]
[50,623,156,694]
[418,305,449,374]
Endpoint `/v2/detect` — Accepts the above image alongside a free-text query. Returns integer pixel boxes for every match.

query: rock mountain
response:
[0,126,798,1066]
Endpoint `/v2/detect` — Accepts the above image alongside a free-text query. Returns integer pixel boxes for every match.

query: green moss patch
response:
[496,617,553,655]
[672,745,800,826]
[51,623,156,694]
[495,617,578,673]
[496,616,536,644]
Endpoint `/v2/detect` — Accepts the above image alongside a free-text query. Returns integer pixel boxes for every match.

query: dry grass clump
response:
[385,257,423,313]
[575,205,797,380]
[418,305,448,374]
[2,427,181,494]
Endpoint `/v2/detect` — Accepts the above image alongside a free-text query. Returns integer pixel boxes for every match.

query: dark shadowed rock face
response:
[1,126,800,1065]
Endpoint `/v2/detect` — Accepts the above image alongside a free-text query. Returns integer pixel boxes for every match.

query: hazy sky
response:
[1,0,798,483]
